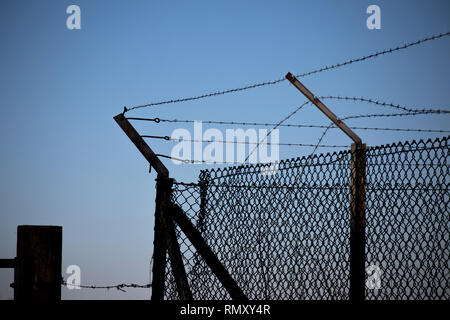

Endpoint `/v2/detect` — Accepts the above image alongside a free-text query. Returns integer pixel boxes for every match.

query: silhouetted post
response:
[285,72,367,301]
[114,113,172,300]
[350,143,366,301]
[158,177,193,300]
[14,225,62,300]
[151,174,169,300]
[197,174,209,234]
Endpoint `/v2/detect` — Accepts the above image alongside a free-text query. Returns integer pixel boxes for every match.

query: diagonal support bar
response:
[285,72,362,146]
[164,213,193,300]
[169,204,248,300]
[158,178,192,300]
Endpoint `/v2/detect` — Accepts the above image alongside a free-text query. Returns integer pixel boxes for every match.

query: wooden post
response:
[14,225,62,300]
[350,143,366,301]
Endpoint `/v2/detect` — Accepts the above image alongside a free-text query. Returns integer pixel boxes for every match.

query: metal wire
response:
[142,135,347,148]
[125,32,450,112]
[152,108,449,165]
[61,279,152,292]
[245,101,309,161]
[309,108,450,155]
[132,117,449,133]
[128,94,450,135]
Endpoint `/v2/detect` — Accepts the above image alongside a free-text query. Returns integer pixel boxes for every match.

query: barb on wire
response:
[61,279,151,292]
[342,109,449,120]
[124,32,450,113]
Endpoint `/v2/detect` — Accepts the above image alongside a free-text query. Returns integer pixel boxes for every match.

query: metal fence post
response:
[197,173,209,234]
[151,174,169,300]
[285,72,367,301]
[350,143,367,301]
[163,178,192,300]
[152,176,192,300]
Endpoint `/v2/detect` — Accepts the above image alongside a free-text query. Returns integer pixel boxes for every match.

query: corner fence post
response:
[14,225,62,300]
[151,174,169,300]
[162,178,192,300]
[114,113,175,300]
[197,174,209,234]
[350,143,367,301]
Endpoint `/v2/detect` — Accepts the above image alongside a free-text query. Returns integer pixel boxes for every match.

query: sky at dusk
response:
[0,0,449,299]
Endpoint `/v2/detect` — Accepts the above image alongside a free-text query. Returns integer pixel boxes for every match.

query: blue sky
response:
[0,0,449,299]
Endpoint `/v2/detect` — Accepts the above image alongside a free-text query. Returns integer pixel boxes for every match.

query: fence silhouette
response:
[110,32,450,300]
[163,135,449,300]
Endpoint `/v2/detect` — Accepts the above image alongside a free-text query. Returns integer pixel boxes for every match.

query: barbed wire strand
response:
[156,153,248,165]
[133,117,449,133]
[309,109,449,155]
[311,123,336,155]
[124,32,450,113]
[248,96,449,157]
[141,135,347,148]
[61,279,151,292]
[245,101,309,161]
[320,96,449,113]
[156,110,449,165]
[128,95,450,133]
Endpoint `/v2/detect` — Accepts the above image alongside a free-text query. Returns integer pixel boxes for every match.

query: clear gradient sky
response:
[0,0,449,299]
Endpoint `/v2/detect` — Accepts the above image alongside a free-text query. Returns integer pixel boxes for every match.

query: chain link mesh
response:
[365,137,449,299]
[163,135,449,300]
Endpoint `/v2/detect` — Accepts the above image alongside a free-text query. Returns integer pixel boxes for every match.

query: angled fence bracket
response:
[114,113,245,300]
[285,73,366,301]
[285,72,362,146]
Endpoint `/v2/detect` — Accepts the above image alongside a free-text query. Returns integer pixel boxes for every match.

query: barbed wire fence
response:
[65,32,449,299]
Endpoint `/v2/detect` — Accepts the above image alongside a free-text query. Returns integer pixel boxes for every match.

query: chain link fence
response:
[163,135,449,300]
